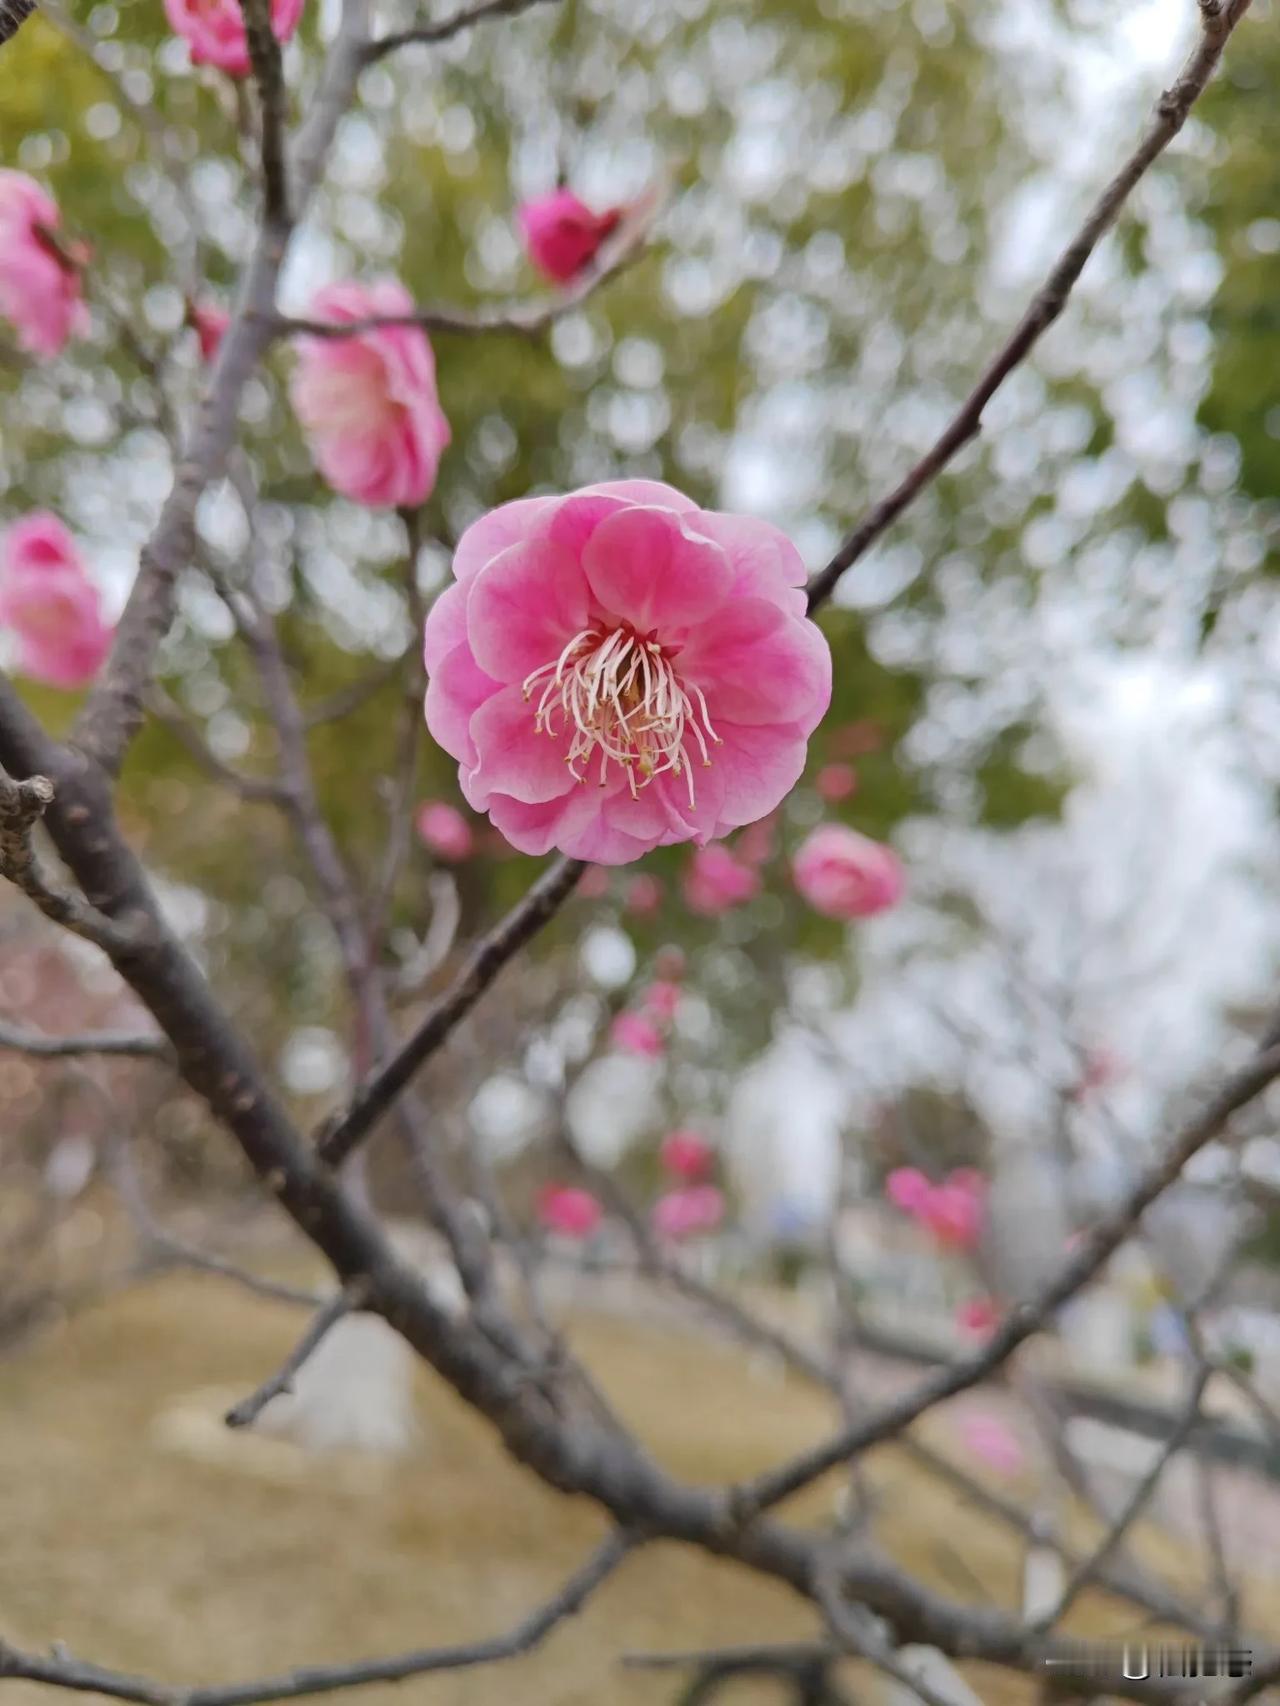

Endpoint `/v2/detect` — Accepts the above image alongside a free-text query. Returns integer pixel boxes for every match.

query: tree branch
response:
[0,766,142,953]
[0,1531,636,1706]
[804,0,1255,614]
[0,1020,171,1060]
[224,1281,369,1427]
[0,0,36,47]
[236,0,290,224]
[731,1032,1280,1521]
[362,0,560,63]
[316,855,586,1168]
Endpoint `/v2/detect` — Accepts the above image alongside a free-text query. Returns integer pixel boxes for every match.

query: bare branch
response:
[804,0,1255,614]
[0,1530,636,1706]
[237,0,290,223]
[0,1020,171,1060]
[1038,1365,1210,1627]
[0,767,141,952]
[146,688,287,803]
[0,0,36,47]
[362,0,560,63]
[816,1563,965,1706]
[316,855,586,1168]
[731,1032,1280,1521]
[225,1282,368,1428]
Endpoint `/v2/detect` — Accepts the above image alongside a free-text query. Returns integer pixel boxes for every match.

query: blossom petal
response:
[681,598,832,729]
[452,495,559,583]
[694,510,809,616]
[424,641,500,769]
[423,580,468,672]
[709,720,811,835]
[465,538,593,683]
[575,479,699,513]
[464,685,577,806]
[582,506,732,633]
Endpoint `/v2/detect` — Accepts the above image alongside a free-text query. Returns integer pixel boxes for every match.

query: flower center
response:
[522,625,720,805]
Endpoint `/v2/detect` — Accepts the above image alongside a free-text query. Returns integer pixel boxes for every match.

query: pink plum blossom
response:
[957,1410,1024,1477]
[188,301,230,363]
[163,0,304,76]
[290,279,451,509]
[642,980,682,1021]
[536,1184,602,1239]
[415,801,473,862]
[683,844,761,915]
[652,1185,725,1241]
[577,864,611,899]
[885,1167,931,1214]
[624,874,664,916]
[611,1011,665,1058]
[0,172,89,358]
[659,1129,714,1183]
[793,824,904,920]
[816,762,857,802]
[920,1178,984,1251]
[518,189,622,285]
[423,481,831,864]
[735,812,778,869]
[957,1297,1001,1338]
[0,513,112,689]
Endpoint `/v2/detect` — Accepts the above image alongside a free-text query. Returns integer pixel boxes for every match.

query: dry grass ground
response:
[2,1274,1276,1706]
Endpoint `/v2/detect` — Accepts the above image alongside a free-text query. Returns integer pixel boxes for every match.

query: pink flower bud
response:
[659,1129,715,1182]
[683,844,760,915]
[0,514,111,689]
[536,1184,602,1239]
[517,190,622,285]
[0,171,88,358]
[415,801,473,862]
[610,1011,665,1058]
[624,873,664,916]
[164,0,304,76]
[815,762,857,802]
[651,1185,725,1241]
[793,825,904,920]
[188,301,230,363]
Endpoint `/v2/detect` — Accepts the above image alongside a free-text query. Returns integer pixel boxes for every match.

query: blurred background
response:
[2,0,1280,1699]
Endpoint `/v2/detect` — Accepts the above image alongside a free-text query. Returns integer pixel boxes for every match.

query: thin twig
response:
[0,1020,171,1060]
[316,855,586,1167]
[0,769,141,952]
[804,0,1255,614]
[731,1034,1280,1521]
[1038,1366,1210,1627]
[225,1281,368,1428]
[815,1561,967,1706]
[362,0,560,63]
[146,688,287,803]
[0,1531,636,1706]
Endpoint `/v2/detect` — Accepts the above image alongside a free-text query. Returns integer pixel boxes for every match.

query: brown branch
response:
[237,0,290,223]
[146,688,287,804]
[316,855,586,1168]
[225,1282,368,1427]
[0,1531,636,1706]
[804,0,1254,614]
[0,767,141,953]
[73,0,374,776]
[0,0,36,47]
[362,0,560,63]
[731,1033,1280,1521]
[0,1020,171,1060]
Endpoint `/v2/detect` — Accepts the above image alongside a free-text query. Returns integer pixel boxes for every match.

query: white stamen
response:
[520,626,720,803]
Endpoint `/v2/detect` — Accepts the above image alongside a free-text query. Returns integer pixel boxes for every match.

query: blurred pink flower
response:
[188,301,230,363]
[415,801,473,862]
[577,864,611,899]
[1068,1045,1124,1102]
[0,171,88,358]
[163,0,304,75]
[0,513,112,689]
[659,1129,714,1182]
[611,1011,665,1058]
[735,811,778,869]
[956,1297,1001,1338]
[652,1184,725,1241]
[642,980,682,1021]
[885,1166,931,1214]
[624,873,664,916]
[518,189,622,285]
[792,824,904,920]
[423,481,830,863]
[957,1410,1024,1476]
[290,278,451,508]
[683,844,761,915]
[919,1175,985,1252]
[536,1184,602,1239]
[830,718,884,758]
[816,762,857,802]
